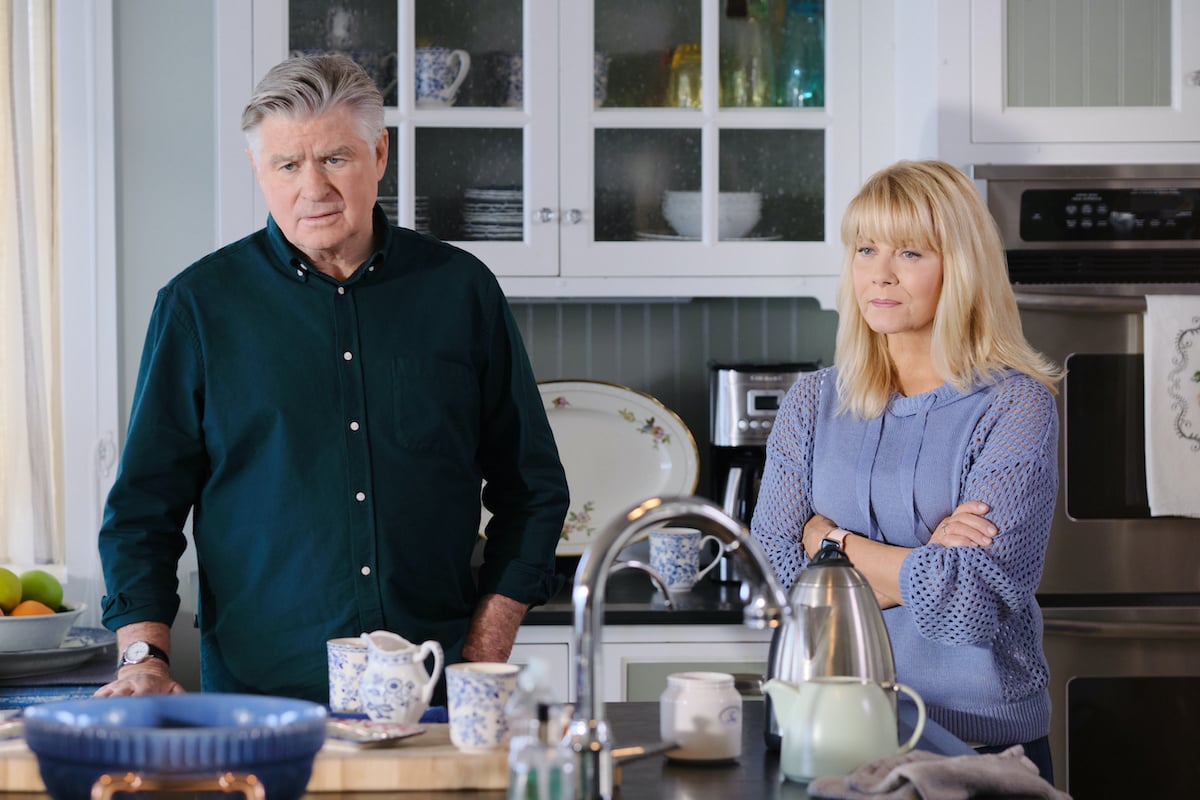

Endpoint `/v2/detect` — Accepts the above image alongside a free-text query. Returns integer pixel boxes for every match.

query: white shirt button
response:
[349,421,360,431]
[343,351,353,361]
[368,265,376,272]
[295,268,304,277]
[337,286,345,295]
[355,491,366,502]
[361,565,371,576]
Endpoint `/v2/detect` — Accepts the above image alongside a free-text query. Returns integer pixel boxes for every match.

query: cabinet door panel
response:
[603,638,771,702]
[509,642,571,702]
[970,0,1200,143]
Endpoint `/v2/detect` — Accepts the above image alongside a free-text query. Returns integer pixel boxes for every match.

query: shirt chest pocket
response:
[391,357,480,454]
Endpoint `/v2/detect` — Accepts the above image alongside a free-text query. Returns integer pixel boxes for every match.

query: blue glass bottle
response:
[776,0,824,107]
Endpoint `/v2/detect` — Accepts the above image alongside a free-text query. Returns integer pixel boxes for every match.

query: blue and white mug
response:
[649,527,725,592]
[415,47,471,108]
[327,636,369,713]
[446,662,520,752]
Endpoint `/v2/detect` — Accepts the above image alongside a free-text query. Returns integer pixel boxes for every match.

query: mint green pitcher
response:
[762,676,926,783]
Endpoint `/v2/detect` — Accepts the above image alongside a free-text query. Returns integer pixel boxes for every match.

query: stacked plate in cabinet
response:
[414,195,431,234]
[377,195,399,226]
[462,186,523,241]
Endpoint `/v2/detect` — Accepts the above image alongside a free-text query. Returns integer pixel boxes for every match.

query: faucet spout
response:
[567,495,790,800]
[609,559,674,610]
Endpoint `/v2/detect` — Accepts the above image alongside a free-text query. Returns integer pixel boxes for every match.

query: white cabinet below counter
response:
[512,624,772,704]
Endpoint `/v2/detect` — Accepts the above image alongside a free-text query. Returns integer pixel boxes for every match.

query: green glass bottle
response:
[776,0,824,107]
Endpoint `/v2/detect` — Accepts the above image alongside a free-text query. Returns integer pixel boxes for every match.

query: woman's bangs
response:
[845,183,938,252]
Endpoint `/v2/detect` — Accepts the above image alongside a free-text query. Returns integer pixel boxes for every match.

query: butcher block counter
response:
[0,701,972,800]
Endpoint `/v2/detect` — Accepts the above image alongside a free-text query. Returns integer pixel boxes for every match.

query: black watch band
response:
[118,640,171,668]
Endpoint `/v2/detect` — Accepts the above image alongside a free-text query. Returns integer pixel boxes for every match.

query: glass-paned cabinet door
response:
[289,0,400,105]
[404,0,558,277]
[564,0,839,278]
[258,0,560,276]
[970,0,1200,142]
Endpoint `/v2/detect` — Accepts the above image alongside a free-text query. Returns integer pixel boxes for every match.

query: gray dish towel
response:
[806,746,1073,800]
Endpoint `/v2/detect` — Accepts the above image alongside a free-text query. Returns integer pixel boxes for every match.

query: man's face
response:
[248,109,387,267]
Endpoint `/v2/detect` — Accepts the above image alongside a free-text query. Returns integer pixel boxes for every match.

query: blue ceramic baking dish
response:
[22,693,327,800]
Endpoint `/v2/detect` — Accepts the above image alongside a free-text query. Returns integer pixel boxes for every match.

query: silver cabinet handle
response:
[1187,70,1200,87]
[534,207,557,223]
[563,208,583,225]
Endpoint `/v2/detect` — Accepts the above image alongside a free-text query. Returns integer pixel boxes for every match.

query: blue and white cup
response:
[649,527,725,592]
[290,49,397,102]
[415,46,471,108]
[485,50,523,107]
[446,662,520,752]
[327,636,369,713]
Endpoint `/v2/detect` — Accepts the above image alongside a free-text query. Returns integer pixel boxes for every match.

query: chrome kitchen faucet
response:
[566,496,791,800]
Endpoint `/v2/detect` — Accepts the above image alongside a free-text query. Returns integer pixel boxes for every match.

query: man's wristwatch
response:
[822,527,855,552]
[118,641,170,669]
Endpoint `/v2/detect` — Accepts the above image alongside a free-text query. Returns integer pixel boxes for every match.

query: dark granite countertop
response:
[284,700,973,800]
[527,558,751,626]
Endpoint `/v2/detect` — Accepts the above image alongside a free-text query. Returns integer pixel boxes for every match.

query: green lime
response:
[0,568,20,612]
[19,569,63,611]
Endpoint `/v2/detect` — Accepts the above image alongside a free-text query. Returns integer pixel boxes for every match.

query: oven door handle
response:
[1014,291,1148,313]
[1043,616,1200,639]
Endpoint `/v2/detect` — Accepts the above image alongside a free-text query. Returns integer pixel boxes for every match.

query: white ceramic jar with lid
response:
[659,671,743,762]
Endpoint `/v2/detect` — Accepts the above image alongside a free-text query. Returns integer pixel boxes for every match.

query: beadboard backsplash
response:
[510,297,837,500]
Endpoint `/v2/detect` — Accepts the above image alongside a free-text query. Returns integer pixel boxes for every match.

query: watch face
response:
[124,641,150,663]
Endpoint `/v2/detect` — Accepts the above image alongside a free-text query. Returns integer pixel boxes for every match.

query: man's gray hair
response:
[242,54,385,161]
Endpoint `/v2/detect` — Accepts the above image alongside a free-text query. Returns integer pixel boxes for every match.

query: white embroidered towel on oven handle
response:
[1144,295,1200,518]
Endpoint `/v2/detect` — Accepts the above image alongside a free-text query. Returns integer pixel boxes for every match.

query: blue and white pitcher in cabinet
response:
[358,630,444,724]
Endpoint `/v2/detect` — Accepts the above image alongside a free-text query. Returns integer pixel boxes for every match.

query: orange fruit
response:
[10,600,55,616]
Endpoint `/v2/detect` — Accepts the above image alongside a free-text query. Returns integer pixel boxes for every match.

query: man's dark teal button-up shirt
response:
[99,210,569,702]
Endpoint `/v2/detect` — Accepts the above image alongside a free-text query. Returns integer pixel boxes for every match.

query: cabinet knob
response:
[564,208,583,225]
[1188,70,1200,87]
[534,207,557,223]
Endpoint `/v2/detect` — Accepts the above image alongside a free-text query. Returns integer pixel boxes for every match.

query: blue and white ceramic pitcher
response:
[358,630,443,724]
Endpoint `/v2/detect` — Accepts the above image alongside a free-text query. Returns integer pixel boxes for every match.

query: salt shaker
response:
[659,671,743,762]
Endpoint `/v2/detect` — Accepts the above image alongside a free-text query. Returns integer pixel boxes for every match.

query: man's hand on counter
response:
[94,659,186,697]
[93,620,184,696]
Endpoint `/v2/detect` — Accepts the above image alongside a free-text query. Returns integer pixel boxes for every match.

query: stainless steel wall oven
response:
[976,165,1200,796]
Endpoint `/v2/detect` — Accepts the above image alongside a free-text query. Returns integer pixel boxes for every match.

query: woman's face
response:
[851,237,944,342]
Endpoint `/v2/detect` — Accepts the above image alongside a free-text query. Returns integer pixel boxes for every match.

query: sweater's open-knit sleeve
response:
[751,370,828,589]
[899,377,1058,647]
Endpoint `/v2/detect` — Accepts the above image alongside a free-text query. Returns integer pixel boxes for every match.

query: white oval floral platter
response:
[479,380,699,557]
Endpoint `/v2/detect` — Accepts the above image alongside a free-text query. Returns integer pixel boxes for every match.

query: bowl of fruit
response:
[0,568,83,652]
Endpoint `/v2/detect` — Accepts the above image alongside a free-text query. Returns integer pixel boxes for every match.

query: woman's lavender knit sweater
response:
[752,366,1058,746]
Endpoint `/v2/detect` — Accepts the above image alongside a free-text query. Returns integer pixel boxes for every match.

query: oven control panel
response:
[1020,188,1199,242]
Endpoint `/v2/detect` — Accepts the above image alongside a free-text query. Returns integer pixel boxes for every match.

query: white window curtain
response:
[1,0,63,566]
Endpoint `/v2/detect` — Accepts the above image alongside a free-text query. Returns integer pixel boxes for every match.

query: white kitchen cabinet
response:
[508,636,572,703]
[513,624,772,704]
[936,0,1200,165]
[216,0,860,302]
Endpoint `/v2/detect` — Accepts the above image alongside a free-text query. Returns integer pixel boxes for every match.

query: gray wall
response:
[110,0,837,689]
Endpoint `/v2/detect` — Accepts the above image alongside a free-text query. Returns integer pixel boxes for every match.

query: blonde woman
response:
[752,160,1062,782]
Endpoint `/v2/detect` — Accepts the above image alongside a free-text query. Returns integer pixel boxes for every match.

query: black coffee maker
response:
[708,362,819,582]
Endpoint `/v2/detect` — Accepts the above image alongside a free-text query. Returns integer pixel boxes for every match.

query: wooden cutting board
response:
[0,723,509,793]
[309,723,508,791]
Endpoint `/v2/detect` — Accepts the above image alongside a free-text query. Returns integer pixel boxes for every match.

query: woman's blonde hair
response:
[834,160,1060,418]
